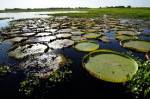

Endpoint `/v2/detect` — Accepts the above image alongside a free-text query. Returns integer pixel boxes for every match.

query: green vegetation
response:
[83,50,138,83]
[74,41,99,52]
[116,31,139,36]
[122,40,150,53]
[0,65,10,76]
[116,35,138,41]
[99,36,111,43]
[0,8,84,13]
[19,66,72,96]
[126,58,150,99]
[52,8,150,19]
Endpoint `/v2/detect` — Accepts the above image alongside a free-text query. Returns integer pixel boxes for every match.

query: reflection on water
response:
[0,19,10,28]
[0,41,19,65]
[0,11,84,28]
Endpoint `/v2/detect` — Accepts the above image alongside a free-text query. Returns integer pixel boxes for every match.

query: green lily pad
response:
[99,36,111,43]
[116,35,138,41]
[117,30,139,36]
[83,50,138,83]
[74,41,99,52]
[84,33,101,39]
[121,40,150,53]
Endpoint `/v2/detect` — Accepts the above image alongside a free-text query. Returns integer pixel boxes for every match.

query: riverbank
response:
[51,8,150,20]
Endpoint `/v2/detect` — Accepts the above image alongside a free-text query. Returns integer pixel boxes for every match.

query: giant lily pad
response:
[82,50,138,83]
[56,33,72,39]
[71,36,82,42]
[74,41,99,52]
[8,43,48,59]
[48,39,74,49]
[19,53,69,79]
[99,36,111,43]
[116,35,138,41]
[117,30,139,36]
[4,37,27,43]
[84,33,101,39]
[26,36,56,43]
[121,40,150,53]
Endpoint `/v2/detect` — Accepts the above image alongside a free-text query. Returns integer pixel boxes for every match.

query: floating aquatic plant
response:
[116,30,139,36]
[84,33,101,39]
[99,36,111,43]
[121,40,150,53]
[74,41,99,52]
[82,50,138,83]
[8,43,48,59]
[116,35,138,41]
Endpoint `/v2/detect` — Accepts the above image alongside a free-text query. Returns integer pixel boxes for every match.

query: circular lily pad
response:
[117,30,138,36]
[121,40,150,53]
[116,35,138,41]
[99,36,111,43]
[48,39,74,49]
[84,33,101,39]
[83,50,138,83]
[19,53,69,79]
[8,43,48,59]
[74,41,99,52]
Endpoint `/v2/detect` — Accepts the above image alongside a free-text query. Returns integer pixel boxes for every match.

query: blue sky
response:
[0,0,150,9]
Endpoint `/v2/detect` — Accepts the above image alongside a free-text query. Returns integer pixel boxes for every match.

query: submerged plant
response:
[19,76,40,96]
[48,66,72,87]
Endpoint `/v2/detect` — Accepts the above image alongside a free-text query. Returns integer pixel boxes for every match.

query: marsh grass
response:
[52,8,150,19]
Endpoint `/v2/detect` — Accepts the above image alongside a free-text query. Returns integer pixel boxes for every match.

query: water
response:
[0,11,84,28]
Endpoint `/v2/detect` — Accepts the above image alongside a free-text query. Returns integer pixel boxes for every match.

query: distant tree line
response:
[0,7,90,13]
[104,5,131,8]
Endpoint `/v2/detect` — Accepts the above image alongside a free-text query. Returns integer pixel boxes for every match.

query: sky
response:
[0,0,150,9]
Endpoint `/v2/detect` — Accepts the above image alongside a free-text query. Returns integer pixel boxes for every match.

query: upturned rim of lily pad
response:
[121,39,150,53]
[82,50,138,83]
[74,40,99,52]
